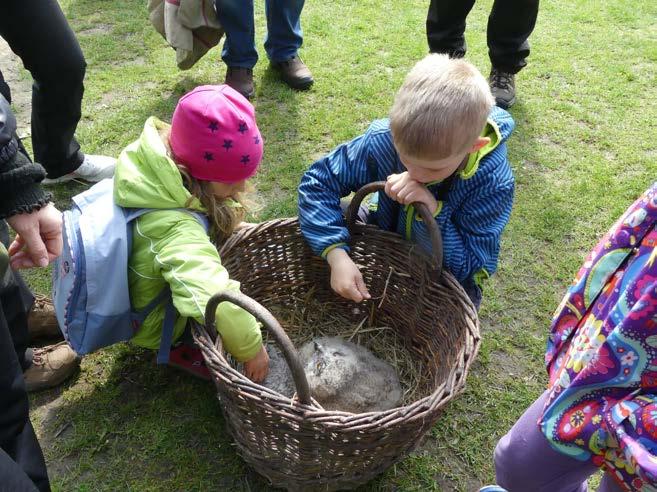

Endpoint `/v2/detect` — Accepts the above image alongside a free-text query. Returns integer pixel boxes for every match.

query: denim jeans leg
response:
[215,0,258,69]
[264,0,305,62]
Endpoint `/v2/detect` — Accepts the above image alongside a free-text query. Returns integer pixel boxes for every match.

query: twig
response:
[54,422,72,438]
[378,267,394,308]
[347,316,368,342]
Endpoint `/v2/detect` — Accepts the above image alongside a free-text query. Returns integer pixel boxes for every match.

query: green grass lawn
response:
[18,0,657,490]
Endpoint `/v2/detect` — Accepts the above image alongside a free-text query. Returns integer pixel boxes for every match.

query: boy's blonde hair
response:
[389,54,494,160]
[158,125,251,244]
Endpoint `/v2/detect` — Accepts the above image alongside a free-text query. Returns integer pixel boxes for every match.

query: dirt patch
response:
[412,434,483,491]
[77,24,112,36]
[112,55,147,67]
[489,350,523,379]
[0,38,32,137]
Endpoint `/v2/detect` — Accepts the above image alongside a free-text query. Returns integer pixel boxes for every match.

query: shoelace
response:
[31,342,63,365]
[491,70,513,90]
[33,294,52,309]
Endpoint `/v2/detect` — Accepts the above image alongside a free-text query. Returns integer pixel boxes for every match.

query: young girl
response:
[487,183,657,492]
[113,84,269,382]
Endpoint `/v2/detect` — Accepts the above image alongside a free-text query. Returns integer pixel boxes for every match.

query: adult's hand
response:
[7,203,63,269]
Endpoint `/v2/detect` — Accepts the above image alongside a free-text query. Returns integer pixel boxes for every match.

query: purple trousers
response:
[494,391,624,492]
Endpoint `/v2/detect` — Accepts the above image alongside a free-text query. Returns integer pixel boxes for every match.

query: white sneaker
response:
[42,154,116,185]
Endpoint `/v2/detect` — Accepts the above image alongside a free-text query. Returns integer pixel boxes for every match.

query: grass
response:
[14,0,657,490]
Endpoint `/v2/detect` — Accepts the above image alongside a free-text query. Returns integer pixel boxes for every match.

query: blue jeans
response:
[215,0,305,68]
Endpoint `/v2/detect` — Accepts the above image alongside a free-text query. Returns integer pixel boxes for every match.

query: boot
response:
[168,343,211,381]
[225,67,255,99]
[27,294,62,341]
[270,56,314,90]
[489,68,516,109]
[23,342,80,392]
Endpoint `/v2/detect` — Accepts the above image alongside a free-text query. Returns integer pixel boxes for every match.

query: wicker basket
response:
[193,182,481,491]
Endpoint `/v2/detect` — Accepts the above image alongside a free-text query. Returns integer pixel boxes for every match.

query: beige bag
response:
[148,0,223,70]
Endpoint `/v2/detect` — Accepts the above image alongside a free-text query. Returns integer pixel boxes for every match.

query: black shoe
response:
[270,56,314,90]
[489,68,516,109]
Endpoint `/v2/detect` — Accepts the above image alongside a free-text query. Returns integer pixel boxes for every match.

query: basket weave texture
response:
[193,190,481,491]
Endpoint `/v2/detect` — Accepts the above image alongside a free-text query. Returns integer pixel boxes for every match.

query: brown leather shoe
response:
[23,342,80,392]
[28,294,62,341]
[225,66,255,99]
[270,56,314,90]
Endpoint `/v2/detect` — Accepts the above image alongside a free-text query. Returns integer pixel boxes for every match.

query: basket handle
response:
[345,181,444,273]
[204,290,313,406]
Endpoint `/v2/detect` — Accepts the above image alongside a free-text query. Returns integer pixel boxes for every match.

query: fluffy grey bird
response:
[261,336,402,414]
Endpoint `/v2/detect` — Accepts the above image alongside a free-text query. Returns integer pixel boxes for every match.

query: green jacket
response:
[113,117,262,362]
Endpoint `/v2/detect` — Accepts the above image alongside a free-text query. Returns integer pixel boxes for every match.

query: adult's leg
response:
[494,391,599,492]
[215,0,258,69]
[0,221,32,371]
[426,0,476,58]
[264,0,305,63]
[487,0,539,73]
[0,243,50,492]
[0,0,86,178]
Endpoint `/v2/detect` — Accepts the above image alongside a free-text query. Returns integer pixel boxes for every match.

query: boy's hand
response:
[244,344,270,383]
[326,248,371,303]
[385,172,438,215]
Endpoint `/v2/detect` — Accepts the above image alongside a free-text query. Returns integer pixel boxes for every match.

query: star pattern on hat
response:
[208,121,219,132]
[240,154,250,166]
[238,122,248,134]
[222,139,233,151]
[254,136,260,145]
[204,152,214,161]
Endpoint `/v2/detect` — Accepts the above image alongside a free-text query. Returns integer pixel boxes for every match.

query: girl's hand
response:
[326,248,371,303]
[384,172,438,214]
[244,345,270,383]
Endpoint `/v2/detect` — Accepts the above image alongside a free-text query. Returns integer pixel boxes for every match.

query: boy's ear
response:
[468,136,491,154]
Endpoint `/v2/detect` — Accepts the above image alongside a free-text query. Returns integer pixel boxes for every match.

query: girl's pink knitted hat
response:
[169,85,263,183]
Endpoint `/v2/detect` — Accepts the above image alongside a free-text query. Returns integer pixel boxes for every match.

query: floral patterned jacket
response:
[541,182,657,491]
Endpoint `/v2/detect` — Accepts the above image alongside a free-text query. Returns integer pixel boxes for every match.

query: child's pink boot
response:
[167,344,212,381]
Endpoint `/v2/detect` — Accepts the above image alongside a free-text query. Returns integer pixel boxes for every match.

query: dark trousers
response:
[0,222,33,371]
[0,231,50,491]
[426,0,540,73]
[0,0,86,178]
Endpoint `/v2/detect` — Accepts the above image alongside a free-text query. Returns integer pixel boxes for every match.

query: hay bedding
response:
[229,289,430,407]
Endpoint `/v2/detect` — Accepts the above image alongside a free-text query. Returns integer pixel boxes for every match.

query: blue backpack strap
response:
[130,286,176,365]
[156,297,176,365]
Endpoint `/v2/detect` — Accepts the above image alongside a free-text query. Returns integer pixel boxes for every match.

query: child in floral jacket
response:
[494,182,657,491]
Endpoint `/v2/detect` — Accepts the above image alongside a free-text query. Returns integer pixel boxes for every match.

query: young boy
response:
[298,54,515,308]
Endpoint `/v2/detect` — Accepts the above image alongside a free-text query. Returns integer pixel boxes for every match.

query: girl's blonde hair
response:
[158,124,253,243]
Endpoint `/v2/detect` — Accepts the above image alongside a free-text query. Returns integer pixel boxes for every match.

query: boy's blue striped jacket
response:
[298,106,515,286]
